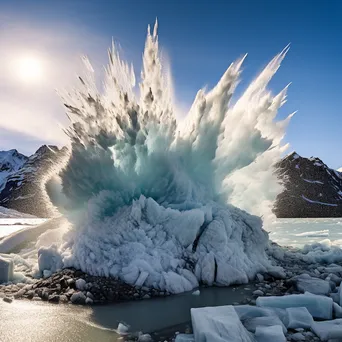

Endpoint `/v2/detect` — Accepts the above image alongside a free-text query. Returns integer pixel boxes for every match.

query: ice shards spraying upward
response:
[49,21,291,293]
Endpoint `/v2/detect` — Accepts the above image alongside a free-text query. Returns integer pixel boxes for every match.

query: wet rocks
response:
[0,267,168,305]
[3,296,13,303]
[70,292,86,304]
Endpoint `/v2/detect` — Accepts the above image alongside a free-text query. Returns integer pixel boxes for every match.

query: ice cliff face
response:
[274,152,342,217]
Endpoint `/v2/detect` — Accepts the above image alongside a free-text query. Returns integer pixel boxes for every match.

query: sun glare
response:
[13,55,45,84]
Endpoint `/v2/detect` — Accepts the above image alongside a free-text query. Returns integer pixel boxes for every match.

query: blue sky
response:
[0,0,341,168]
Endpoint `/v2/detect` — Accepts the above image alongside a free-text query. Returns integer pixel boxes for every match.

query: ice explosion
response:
[44,22,292,293]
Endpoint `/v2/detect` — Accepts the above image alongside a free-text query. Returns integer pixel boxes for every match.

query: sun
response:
[13,55,45,84]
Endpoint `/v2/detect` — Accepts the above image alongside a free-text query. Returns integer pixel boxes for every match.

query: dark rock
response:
[48,295,60,303]
[274,152,342,218]
[3,297,13,303]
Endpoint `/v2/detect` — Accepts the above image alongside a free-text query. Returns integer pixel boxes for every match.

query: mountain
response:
[274,152,342,218]
[0,146,341,219]
[0,149,28,192]
[0,145,68,217]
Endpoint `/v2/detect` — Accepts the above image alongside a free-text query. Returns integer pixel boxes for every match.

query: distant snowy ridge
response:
[0,149,27,192]
[274,152,342,217]
[0,206,36,218]
[0,145,68,217]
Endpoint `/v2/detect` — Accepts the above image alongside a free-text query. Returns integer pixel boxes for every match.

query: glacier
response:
[31,21,292,293]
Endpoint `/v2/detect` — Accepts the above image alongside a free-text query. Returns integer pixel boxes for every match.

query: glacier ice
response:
[254,325,286,342]
[191,305,255,342]
[286,307,314,329]
[0,255,14,283]
[290,273,332,295]
[35,21,293,293]
[256,292,333,320]
[311,319,342,341]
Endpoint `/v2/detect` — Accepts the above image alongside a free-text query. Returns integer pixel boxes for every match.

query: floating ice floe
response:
[289,273,333,295]
[256,292,333,320]
[191,306,255,342]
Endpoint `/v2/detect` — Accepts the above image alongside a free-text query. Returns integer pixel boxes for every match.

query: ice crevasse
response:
[40,21,292,294]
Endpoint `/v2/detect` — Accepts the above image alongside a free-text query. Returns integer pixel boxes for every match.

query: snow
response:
[311,319,342,341]
[302,178,324,184]
[0,206,36,219]
[191,305,255,342]
[254,325,286,342]
[256,292,333,319]
[301,195,338,207]
[289,274,332,295]
[286,307,314,329]
[0,255,14,283]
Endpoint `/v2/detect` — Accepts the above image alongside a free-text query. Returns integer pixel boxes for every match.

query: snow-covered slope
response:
[0,206,36,218]
[274,152,342,218]
[0,145,68,217]
[0,149,28,192]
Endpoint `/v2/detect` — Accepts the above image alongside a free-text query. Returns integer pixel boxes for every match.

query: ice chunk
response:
[37,244,63,274]
[286,307,313,329]
[135,271,149,287]
[234,305,288,327]
[339,283,342,306]
[311,319,342,341]
[333,303,342,318]
[243,315,287,333]
[254,325,286,342]
[175,334,195,342]
[116,322,129,335]
[256,292,333,320]
[0,255,14,283]
[290,274,332,295]
[191,305,255,342]
[192,290,200,296]
[75,278,86,290]
[138,334,152,341]
[43,270,52,278]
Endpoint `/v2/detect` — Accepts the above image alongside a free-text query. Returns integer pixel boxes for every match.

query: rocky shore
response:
[0,268,169,305]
